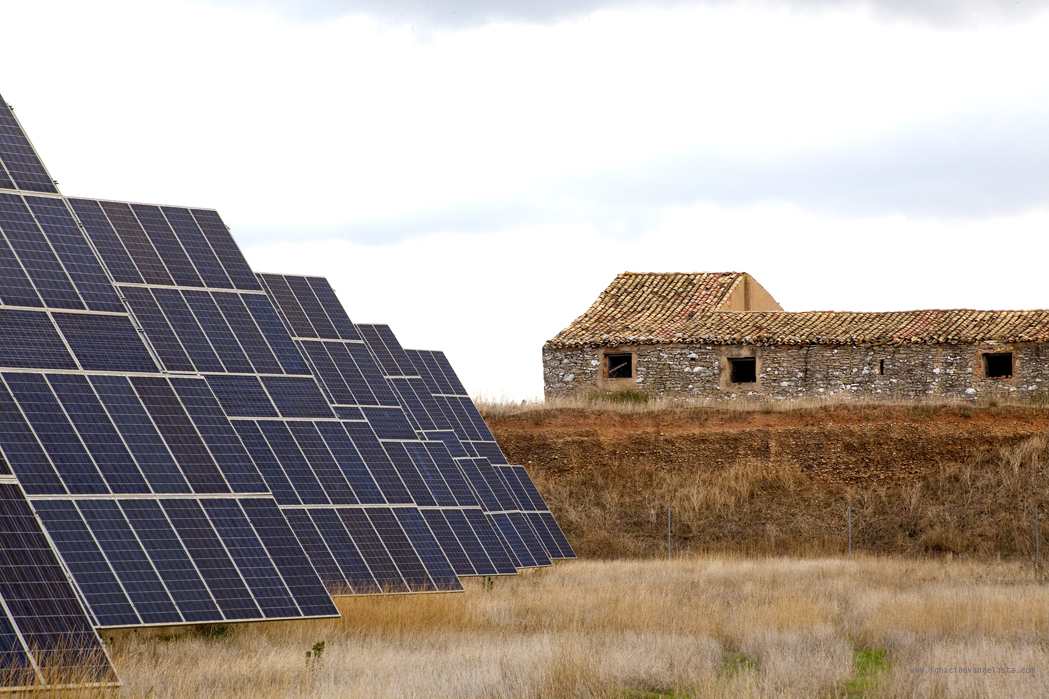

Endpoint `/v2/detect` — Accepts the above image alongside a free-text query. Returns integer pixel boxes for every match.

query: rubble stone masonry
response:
[543,342,1049,402]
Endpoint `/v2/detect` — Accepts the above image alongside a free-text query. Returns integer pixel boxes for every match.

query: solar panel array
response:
[356,325,574,566]
[257,274,521,581]
[0,89,572,688]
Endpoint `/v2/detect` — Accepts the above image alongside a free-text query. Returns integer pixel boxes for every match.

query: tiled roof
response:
[548,272,747,346]
[548,307,1049,350]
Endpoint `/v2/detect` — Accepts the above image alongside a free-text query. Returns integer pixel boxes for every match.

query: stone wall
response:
[542,342,1049,402]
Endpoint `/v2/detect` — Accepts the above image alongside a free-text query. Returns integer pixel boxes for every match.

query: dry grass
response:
[86,556,1049,699]
[526,427,1049,560]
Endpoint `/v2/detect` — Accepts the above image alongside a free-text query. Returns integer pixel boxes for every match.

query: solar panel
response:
[403,345,575,560]
[0,480,117,689]
[261,275,515,580]
[357,325,570,564]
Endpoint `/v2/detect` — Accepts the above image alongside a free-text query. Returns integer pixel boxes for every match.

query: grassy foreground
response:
[72,556,1048,698]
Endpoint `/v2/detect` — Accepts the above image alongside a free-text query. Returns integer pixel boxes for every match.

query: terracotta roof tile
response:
[546,274,1049,348]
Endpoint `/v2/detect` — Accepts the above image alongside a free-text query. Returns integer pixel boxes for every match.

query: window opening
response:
[879,359,885,375]
[984,353,1013,379]
[606,353,633,379]
[729,357,757,384]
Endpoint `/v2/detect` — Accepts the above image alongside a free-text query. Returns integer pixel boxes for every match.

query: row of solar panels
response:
[0,92,573,689]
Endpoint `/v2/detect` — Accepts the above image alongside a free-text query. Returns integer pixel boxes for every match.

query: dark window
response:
[879,359,885,375]
[606,353,632,379]
[984,353,1013,378]
[729,357,757,384]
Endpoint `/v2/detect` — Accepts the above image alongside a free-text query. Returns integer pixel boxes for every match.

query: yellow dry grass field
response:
[39,556,1047,699]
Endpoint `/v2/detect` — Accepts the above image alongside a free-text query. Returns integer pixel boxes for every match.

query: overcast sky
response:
[4,0,1049,399]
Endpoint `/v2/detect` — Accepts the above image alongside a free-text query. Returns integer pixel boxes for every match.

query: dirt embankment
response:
[489,405,1049,559]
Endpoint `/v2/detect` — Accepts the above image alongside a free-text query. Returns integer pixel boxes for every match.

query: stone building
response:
[543,272,1049,402]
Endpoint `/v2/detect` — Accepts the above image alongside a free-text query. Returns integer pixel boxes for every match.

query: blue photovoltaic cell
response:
[205,375,278,418]
[169,378,267,493]
[0,192,84,309]
[338,509,408,593]
[0,99,57,193]
[161,207,234,289]
[508,511,551,566]
[417,350,456,395]
[540,511,576,558]
[306,276,360,340]
[433,352,469,395]
[512,466,551,512]
[24,197,125,313]
[3,372,109,494]
[98,201,174,286]
[314,422,384,504]
[492,512,538,568]
[31,500,140,627]
[212,292,282,374]
[76,499,183,625]
[408,378,451,430]
[0,309,75,370]
[423,441,477,507]
[239,498,339,617]
[457,458,500,512]
[52,313,159,373]
[286,422,356,504]
[241,294,310,375]
[306,508,379,594]
[474,458,518,512]
[202,500,300,618]
[361,406,416,440]
[526,511,563,560]
[0,233,43,308]
[256,421,328,505]
[342,422,412,503]
[374,326,419,376]
[441,508,503,576]
[131,377,230,494]
[67,198,143,284]
[147,287,223,373]
[388,380,423,432]
[380,442,436,507]
[324,343,378,405]
[334,406,364,420]
[121,286,195,372]
[347,344,401,407]
[0,486,116,686]
[357,325,399,375]
[426,429,469,458]
[119,499,222,623]
[161,499,260,620]
[151,288,225,373]
[365,508,433,591]
[189,209,263,291]
[420,509,474,576]
[300,341,355,404]
[262,376,335,419]
[394,508,461,590]
[88,375,191,494]
[131,204,203,288]
[461,509,518,574]
[257,274,317,337]
[282,510,349,590]
[403,442,456,507]
[284,276,338,339]
[182,290,254,373]
[231,422,299,505]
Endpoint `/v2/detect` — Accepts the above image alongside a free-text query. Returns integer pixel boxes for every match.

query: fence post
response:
[847,505,852,560]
